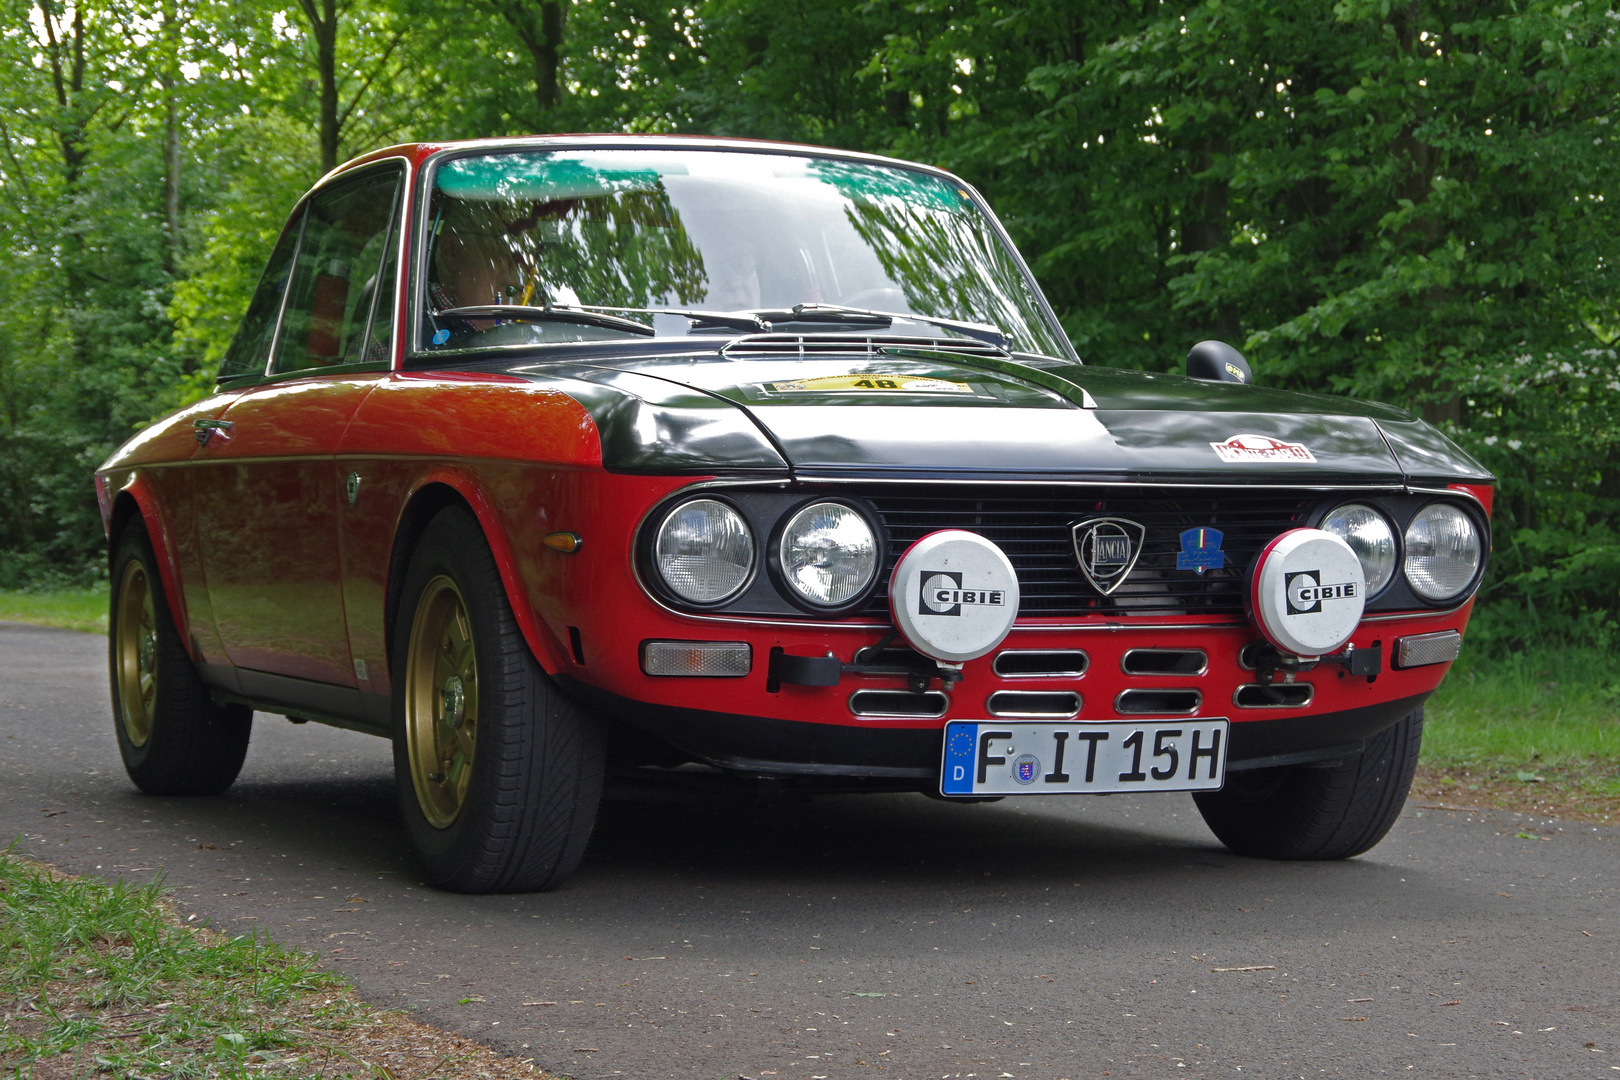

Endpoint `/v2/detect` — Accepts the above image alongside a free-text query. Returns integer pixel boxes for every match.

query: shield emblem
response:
[1071,517,1146,596]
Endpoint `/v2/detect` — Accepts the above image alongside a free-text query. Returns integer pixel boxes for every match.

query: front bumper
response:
[566,675,1433,782]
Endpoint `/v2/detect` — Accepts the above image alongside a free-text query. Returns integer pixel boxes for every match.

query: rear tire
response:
[391,504,605,893]
[1193,708,1422,860]
[110,522,251,795]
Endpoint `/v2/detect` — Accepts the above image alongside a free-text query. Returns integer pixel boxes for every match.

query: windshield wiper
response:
[574,304,769,333]
[775,304,1007,347]
[433,305,655,336]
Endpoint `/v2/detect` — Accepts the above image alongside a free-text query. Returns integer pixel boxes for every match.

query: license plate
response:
[940,720,1229,796]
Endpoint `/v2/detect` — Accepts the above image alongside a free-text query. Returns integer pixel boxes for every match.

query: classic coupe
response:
[98,135,1491,892]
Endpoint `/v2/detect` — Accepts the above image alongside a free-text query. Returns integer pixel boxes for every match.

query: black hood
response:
[494,342,1490,486]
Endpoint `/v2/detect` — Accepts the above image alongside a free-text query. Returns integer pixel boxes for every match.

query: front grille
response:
[860,487,1314,617]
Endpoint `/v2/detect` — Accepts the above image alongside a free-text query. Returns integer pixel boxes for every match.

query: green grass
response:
[0,851,539,1080]
[0,588,108,634]
[0,850,355,1078]
[1423,645,1620,770]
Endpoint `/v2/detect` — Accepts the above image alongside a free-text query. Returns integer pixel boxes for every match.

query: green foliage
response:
[0,0,1615,640]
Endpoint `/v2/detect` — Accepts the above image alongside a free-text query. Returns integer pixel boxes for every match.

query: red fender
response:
[110,471,194,658]
[400,466,571,675]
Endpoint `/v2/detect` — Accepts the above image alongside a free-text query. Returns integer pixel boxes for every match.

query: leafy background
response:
[2,0,1617,650]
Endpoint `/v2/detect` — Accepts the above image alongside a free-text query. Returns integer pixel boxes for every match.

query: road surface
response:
[2,621,1615,1079]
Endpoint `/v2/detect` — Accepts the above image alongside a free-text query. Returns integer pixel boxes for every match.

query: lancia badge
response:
[1071,517,1145,595]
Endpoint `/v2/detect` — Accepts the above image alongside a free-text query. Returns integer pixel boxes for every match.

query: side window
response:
[218,210,305,380]
[271,166,403,375]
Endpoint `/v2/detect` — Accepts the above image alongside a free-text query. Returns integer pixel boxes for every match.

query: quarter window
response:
[271,166,404,375]
[218,212,304,380]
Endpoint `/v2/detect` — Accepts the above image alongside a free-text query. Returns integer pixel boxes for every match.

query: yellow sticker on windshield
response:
[763,374,974,394]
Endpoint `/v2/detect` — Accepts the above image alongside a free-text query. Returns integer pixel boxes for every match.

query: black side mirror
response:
[1186,340,1252,384]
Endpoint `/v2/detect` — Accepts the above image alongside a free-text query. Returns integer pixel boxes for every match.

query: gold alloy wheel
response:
[114,558,158,748]
[404,575,480,829]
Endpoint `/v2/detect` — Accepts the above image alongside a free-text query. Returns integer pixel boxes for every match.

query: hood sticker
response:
[1210,433,1318,464]
[762,374,975,395]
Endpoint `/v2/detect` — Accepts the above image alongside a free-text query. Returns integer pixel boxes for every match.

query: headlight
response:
[777,502,878,607]
[654,499,754,603]
[1403,503,1482,602]
[1320,504,1396,596]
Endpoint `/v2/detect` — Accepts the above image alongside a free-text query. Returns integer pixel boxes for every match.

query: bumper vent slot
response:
[1121,648,1207,676]
[986,691,1082,718]
[849,689,949,718]
[1115,688,1202,716]
[992,649,1089,678]
[1234,683,1314,708]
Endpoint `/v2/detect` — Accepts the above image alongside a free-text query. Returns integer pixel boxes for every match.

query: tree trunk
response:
[1181,136,1240,342]
[297,0,340,172]
[497,0,566,122]
[160,0,181,271]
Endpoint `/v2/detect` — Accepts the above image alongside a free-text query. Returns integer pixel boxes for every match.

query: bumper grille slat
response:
[861,487,1315,617]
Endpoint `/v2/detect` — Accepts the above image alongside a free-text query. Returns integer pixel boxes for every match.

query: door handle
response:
[193,418,234,445]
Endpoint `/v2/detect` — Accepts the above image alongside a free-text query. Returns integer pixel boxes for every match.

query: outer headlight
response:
[1320,504,1397,596]
[1403,503,1482,602]
[777,502,878,607]
[654,498,754,604]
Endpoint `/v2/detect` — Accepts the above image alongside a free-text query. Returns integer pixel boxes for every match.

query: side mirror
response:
[1186,340,1252,384]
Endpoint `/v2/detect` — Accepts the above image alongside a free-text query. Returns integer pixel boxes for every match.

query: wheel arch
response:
[385,470,568,677]
[107,480,193,656]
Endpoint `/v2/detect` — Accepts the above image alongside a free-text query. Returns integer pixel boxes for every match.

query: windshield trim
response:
[405,141,1077,366]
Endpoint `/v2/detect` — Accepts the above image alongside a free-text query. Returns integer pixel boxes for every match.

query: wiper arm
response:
[574,304,769,333]
[434,305,655,336]
[782,303,1007,347]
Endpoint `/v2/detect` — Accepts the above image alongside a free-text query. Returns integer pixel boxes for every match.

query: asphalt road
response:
[2,620,1617,1080]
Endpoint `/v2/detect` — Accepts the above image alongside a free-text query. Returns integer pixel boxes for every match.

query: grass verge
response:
[0,589,107,635]
[1420,644,1620,823]
[0,851,544,1080]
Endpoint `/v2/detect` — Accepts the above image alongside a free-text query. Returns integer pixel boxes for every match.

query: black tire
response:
[391,504,606,893]
[109,522,252,796]
[1193,708,1423,860]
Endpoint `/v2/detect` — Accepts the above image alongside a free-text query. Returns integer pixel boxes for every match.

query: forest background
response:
[1,0,1617,653]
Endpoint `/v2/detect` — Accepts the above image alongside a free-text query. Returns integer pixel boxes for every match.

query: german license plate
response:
[940,720,1229,796]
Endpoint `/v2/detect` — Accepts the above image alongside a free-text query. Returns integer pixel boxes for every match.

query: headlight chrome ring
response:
[653,497,756,605]
[1320,503,1397,598]
[776,501,880,608]
[1403,502,1483,602]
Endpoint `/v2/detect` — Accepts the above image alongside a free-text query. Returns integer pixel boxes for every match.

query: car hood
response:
[504,345,1490,485]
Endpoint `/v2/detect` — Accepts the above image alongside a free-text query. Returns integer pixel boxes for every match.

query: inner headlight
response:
[654,498,754,604]
[777,502,878,607]
[1403,503,1482,602]
[1320,504,1397,596]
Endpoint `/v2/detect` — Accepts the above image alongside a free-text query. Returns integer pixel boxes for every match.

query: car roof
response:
[315,133,964,192]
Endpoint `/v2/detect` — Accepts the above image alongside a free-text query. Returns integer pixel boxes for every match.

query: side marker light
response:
[544,531,583,553]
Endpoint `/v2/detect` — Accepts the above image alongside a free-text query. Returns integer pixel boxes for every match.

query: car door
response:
[193,163,405,689]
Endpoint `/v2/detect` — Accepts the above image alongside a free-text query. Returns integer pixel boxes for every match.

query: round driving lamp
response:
[1403,503,1482,602]
[777,502,879,607]
[1320,503,1397,597]
[653,498,755,604]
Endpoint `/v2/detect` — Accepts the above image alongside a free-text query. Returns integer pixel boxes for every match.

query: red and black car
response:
[97,136,1491,892]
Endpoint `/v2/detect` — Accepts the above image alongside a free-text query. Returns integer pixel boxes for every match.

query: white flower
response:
[1507,439,1523,450]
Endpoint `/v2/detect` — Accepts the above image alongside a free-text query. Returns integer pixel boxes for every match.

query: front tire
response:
[1193,708,1423,860]
[391,504,605,893]
[110,523,251,795]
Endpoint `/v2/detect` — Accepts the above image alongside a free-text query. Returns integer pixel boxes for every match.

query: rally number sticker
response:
[762,374,974,394]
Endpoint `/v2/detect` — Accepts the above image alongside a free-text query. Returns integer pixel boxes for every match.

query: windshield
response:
[417,148,1069,357]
